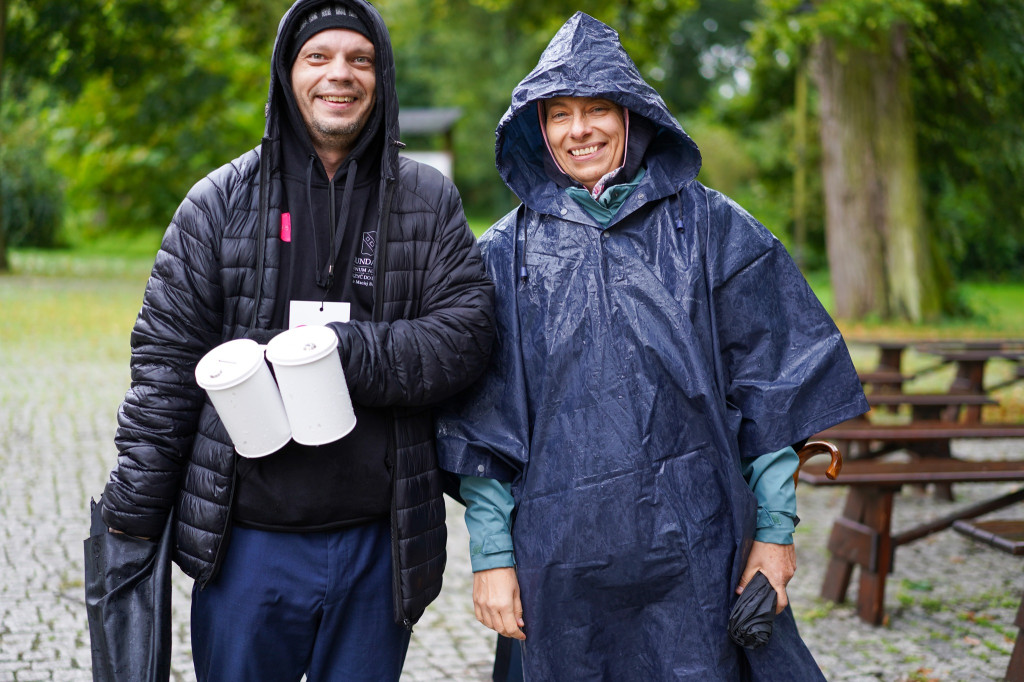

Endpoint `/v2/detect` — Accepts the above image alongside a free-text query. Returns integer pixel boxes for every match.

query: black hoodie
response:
[233,3,391,531]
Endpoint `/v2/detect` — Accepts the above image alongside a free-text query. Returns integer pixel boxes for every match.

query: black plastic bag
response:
[84,497,173,682]
[728,571,777,649]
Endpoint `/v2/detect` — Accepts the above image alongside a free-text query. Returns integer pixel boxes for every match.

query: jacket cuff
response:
[754,507,796,545]
[470,533,516,572]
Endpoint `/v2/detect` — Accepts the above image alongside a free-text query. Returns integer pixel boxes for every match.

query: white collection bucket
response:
[194,338,292,457]
[265,325,356,446]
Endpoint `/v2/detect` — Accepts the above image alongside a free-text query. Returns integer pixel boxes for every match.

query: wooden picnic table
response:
[850,339,1024,398]
[927,348,1024,386]
[856,370,913,392]
[848,340,1023,448]
[914,339,1024,353]
[817,420,1024,461]
[865,392,997,420]
[851,339,951,394]
[818,417,1024,501]
[829,398,1010,456]
[922,348,1024,420]
[799,457,1024,625]
[850,339,920,394]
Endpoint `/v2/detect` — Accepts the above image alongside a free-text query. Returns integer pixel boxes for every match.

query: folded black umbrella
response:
[728,571,778,649]
[84,497,174,682]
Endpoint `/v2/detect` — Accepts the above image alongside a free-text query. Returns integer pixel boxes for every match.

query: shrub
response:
[0,143,64,249]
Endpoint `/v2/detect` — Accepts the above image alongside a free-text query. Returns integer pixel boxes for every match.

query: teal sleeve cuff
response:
[460,475,516,572]
[753,508,796,545]
[743,446,800,545]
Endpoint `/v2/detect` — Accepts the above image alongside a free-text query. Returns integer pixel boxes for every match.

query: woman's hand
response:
[736,541,796,613]
[473,567,526,640]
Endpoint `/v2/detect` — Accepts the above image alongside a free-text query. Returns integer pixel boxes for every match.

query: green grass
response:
[802,272,1024,337]
[11,229,161,279]
[1,249,152,365]
[3,247,1022,400]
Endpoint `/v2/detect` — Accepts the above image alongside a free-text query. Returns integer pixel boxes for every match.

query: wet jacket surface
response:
[102,0,494,626]
[437,12,867,680]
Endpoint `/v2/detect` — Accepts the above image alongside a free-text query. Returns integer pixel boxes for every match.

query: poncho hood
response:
[496,12,702,210]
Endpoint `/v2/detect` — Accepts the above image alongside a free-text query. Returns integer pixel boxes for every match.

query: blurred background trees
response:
[2,0,1022,322]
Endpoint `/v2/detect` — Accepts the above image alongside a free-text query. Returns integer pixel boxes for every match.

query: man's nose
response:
[326,56,354,81]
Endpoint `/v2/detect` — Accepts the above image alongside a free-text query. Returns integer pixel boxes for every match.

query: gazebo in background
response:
[398,107,462,179]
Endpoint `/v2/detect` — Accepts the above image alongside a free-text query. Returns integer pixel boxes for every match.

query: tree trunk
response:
[0,0,8,272]
[813,25,949,321]
[792,48,809,270]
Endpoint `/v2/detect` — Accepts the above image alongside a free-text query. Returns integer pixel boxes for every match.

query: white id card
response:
[289,301,351,328]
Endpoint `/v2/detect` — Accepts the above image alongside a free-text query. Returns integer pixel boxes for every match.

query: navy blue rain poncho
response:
[437,12,869,681]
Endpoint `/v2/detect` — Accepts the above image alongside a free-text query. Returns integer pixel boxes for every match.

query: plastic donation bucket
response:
[265,325,356,446]
[194,338,292,457]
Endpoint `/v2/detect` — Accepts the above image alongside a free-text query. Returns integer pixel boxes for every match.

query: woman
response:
[438,12,868,681]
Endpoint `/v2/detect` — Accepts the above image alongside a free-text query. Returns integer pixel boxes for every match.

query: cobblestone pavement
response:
[2,277,1023,681]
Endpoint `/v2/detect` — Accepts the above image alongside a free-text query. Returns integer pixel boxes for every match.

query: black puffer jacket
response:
[102,0,494,626]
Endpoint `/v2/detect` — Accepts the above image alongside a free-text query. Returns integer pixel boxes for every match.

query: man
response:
[437,12,868,681]
[101,1,494,680]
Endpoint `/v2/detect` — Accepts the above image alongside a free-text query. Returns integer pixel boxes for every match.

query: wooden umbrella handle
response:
[794,440,843,486]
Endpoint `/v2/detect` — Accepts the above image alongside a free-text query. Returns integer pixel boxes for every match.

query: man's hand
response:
[473,567,526,640]
[736,541,796,613]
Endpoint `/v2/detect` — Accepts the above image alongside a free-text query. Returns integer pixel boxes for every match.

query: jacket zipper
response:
[375,179,410,628]
[249,138,272,329]
[326,173,337,289]
[373,181,394,319]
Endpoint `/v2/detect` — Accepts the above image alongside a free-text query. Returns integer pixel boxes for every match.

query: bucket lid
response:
[195,339,267,390]
[265,325,339,366]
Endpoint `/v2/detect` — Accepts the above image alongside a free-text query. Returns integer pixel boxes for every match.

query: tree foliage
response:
[2,0,1022,292]
[1,0,282,251]
[380,0,700,217]
[911,0,1024,279]
[53,1,278,239]
[0,126,63,249]
[751,0,1024,282]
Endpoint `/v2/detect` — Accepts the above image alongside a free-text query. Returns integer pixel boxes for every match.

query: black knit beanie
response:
[288,3,372,64]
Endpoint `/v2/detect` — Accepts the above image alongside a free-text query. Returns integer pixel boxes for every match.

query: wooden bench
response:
[837,400,1013,502]
[928,349,1024,420]
[817,421,1024,462]
[865,393,997,409]
[953,519,1024,555]
[865,393,998,423]
[799,457,1024,625]
[952,518,1024,680]
[858,370,914,393]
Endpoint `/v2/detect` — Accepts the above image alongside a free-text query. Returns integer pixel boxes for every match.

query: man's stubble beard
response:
[311,118,364,155]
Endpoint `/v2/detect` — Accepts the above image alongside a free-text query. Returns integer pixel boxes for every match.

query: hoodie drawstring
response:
[520,225,529,282]
[307,153,359,294]
[518,204,529,283]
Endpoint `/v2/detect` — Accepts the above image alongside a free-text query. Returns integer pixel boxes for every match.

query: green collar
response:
[565,168,646,227]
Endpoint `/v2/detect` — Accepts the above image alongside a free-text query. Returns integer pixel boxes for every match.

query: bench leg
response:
[821,487,896,625]
[912,438,955,502]
[821,491,865,604]
[857,489,895,624]
[949,361,987,423]
[908,405,954,501]
[1007,595,1024,681]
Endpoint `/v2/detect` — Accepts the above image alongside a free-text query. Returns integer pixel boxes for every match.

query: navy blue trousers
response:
[191,521,409,682]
